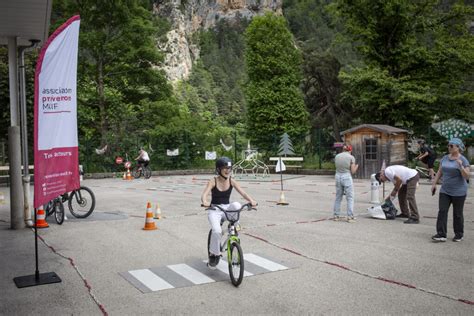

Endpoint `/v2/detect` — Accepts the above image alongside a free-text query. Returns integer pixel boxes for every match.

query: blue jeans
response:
[333,173,354,217]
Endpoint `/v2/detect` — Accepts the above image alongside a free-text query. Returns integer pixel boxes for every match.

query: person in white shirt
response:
[375,165,420,224]
[135,148,150,169]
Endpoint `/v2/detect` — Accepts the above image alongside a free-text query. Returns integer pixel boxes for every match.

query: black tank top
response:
[211,177,233,205]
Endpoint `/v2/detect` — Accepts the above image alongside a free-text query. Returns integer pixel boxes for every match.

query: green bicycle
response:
[205,203,256,287]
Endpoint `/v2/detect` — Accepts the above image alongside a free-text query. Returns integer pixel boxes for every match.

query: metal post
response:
[19,44,35,227]
[317,129,322,169]
[233,129,237,162]
[8,37,24,229]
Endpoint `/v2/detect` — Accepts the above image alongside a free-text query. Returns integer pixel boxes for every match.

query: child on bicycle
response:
[415,140,436,180]
[201,157,257,269]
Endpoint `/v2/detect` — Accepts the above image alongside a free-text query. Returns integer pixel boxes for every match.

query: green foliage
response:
[244,13,309,152]
[283,0,360,141]
[51,0,174,169]
[0,47,37,164]
[329,0,474,132]
[189,19,250,125]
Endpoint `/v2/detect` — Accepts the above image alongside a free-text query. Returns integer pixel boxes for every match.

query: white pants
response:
[208,202,241,256]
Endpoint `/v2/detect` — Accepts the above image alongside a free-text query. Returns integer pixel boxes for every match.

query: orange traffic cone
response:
[126,168,133,180]
[143,202,157,230]
[154,203,161,220]
[122,172,126,180]
[34,206,49,228]
[276,191,289,205]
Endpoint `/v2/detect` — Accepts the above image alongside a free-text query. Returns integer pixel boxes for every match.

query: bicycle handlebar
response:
[201,202,258,211]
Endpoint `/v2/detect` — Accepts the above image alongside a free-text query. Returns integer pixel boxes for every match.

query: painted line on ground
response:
[242,232,474,306]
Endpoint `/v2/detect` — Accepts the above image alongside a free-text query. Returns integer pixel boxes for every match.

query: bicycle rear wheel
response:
[228,241,244,287]
[68,186,96,218]
[54,200,65,225]
[143,167,151,179]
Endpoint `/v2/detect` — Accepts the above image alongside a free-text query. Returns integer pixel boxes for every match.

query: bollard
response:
[370,173,380,204]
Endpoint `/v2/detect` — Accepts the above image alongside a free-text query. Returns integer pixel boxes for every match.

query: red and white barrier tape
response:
[243,231,474,306]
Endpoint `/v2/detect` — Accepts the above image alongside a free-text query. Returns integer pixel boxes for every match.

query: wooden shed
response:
[341,124,409,179]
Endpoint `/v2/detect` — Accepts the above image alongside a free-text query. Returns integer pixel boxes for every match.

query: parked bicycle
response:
[60,186,96,218]
[204,202,257,287]
[44,197,65,225]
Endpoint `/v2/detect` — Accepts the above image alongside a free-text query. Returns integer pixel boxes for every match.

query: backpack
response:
[381,200,399,220]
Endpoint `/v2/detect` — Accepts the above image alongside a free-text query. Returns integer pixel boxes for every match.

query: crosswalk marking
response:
[244,253,288,271]
[167,264,215,285]
[202,259,254,277]
[121,253,292,293]
[128,269,174,291]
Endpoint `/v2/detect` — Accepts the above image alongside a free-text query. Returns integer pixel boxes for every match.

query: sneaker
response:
[347,216,356,223]
[207,254,220,270]
[396,214,409,218]
[431,234,447,242]
[333,216,341,222]
[452,236,463,242]
[404,218,419,224]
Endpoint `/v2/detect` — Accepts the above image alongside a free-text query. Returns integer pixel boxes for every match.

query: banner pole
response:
[13,207,62,288]
[280,157,283,191]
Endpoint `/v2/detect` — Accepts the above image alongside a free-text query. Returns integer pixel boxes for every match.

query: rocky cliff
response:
[153,0,282,82]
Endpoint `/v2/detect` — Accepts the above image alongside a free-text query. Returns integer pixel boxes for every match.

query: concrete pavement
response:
[0,174,473,315]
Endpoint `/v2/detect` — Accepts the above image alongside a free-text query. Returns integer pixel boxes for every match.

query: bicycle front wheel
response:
[131,166,142,179]
[228,241,244,287]
[54,200,65,225]
[68,186,96,218]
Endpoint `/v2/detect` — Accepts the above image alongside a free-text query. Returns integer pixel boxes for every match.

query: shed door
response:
[362,135,380,178]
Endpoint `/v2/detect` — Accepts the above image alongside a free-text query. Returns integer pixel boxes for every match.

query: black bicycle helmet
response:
[216,157,232,179]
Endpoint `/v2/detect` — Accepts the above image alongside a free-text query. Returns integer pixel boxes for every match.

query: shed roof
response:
[341,124,409,135]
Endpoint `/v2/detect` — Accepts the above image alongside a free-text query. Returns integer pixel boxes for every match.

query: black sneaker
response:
[452,236,463,242]
[207,255,220,269]
[432,234,447,242]
[404,218,419,224]
[396,214,409,218]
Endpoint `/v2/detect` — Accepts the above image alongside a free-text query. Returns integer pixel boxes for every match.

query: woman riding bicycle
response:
[415,140,436,180]
[201,157,257,269]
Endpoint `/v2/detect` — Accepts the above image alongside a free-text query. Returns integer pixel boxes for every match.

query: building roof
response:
[341,124,409,135]
[0,0,52,46]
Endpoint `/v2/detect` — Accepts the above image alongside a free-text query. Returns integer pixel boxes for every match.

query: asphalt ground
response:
[0,174,473,315]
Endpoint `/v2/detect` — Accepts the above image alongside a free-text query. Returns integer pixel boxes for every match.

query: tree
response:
[51,0,172,148]
[244,13,309,152]
[283,0,361,141]
[329,0,474,132]
[302,50,347,141]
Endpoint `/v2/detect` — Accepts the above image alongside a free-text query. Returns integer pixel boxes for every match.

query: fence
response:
[77,128,338,173]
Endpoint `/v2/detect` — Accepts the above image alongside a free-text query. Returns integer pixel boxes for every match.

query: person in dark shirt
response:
[415,140,436,180]
[201,157,256,268]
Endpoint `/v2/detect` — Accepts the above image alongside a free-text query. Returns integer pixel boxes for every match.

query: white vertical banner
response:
[34,16,81,208]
